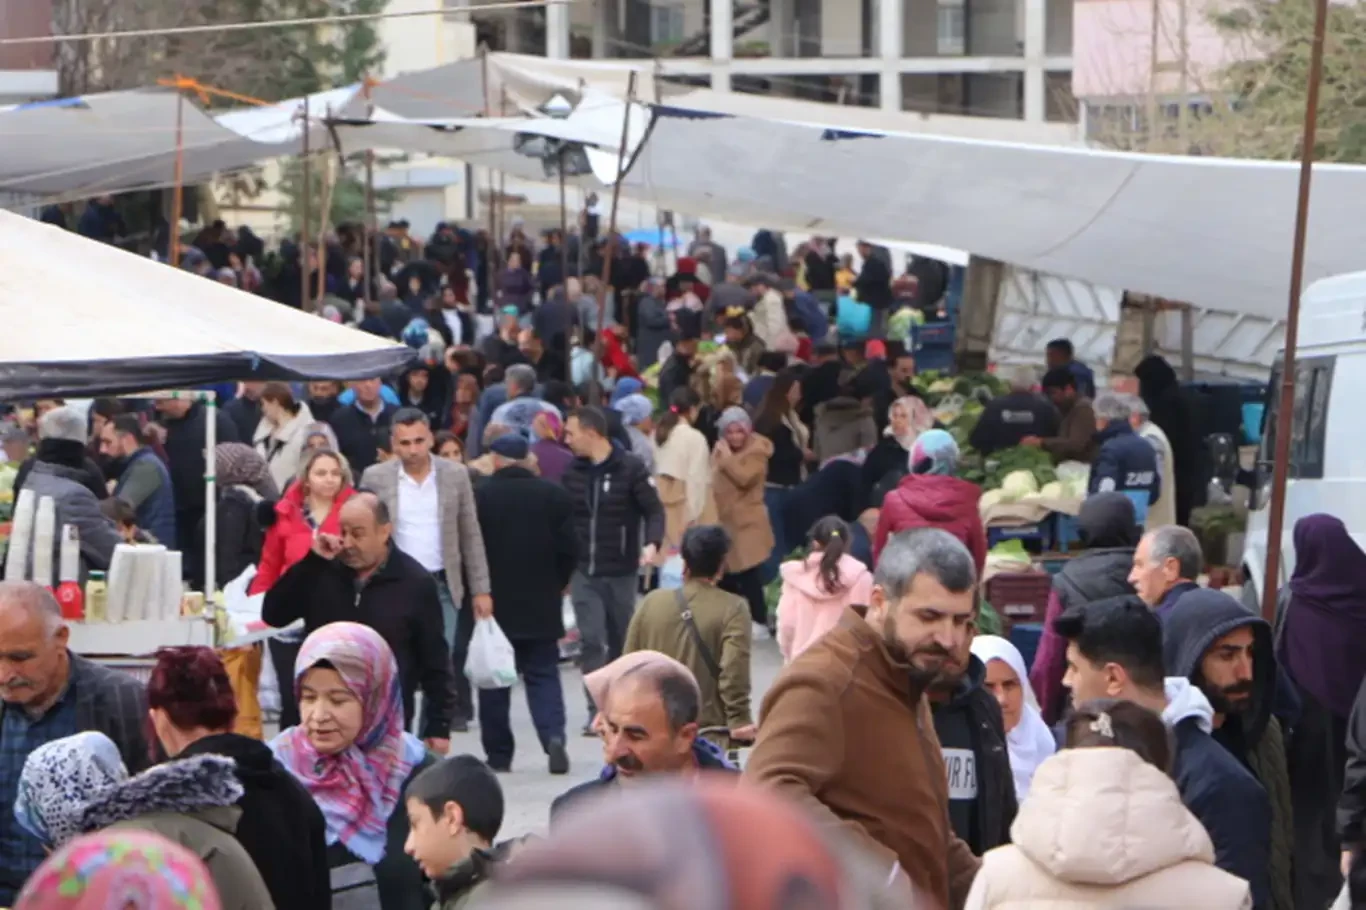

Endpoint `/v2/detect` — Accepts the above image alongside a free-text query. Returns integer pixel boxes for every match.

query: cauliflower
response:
[979,489,1007,513]
[1038,481,1065,500]
[999,470,1040,502]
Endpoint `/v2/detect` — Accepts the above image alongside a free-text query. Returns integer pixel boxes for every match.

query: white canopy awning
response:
[0,210,413,397]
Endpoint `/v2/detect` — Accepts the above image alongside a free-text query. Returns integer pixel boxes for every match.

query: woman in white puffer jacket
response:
[966,698,1252,910]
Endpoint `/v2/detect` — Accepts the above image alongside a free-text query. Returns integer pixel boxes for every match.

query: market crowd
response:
[2,209,1365,910]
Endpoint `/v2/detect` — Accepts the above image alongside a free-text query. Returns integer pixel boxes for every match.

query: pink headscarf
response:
[270,622,425,864]
[15,829,221,910]
[886,396,935,450]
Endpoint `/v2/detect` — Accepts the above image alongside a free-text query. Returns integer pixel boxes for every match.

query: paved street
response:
[449,637,786,839]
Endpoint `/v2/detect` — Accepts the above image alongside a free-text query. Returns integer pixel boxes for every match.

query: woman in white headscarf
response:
[970,635,1057,801]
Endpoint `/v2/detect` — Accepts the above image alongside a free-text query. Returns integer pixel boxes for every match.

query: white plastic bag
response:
[658,554,685,590]
[465,617,518,689]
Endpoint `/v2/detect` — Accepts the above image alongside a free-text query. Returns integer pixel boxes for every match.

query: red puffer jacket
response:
[873,473,986,575]
[248,483,356,594]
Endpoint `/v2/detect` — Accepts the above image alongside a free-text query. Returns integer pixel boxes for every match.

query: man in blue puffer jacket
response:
[1089,393,1160,510]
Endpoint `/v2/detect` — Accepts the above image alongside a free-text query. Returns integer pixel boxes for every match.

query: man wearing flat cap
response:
[472,433,579,774]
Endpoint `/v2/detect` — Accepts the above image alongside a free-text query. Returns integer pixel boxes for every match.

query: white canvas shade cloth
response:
[0,208,414,398]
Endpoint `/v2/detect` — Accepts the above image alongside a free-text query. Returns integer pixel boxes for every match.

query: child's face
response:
[403,798,472,878]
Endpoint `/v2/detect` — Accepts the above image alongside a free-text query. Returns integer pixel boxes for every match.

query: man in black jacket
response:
[562,407,664,733]
[1058,595,1274,908]
[854,239,893,339]
[474,434,578,775]
[328,377,397,475]
[222,382,264,443]
[262,492,455,753]
[929,642,1017,856]
[153,397,240,555]
[968,366,1060,456]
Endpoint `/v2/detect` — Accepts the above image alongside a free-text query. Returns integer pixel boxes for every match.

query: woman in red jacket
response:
[873,429,986,575]
[250,447,355,727]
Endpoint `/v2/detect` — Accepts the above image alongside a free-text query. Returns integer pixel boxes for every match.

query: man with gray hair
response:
[746,529,981,907]
[550,653,735,825]
[968,364,1060,456]
[1130,524,1204,618]
[1089,392,1160,509]
[17,408,122,576]
[1127,393,1177,529]
[489,363,559,443]
[0,581,149,903]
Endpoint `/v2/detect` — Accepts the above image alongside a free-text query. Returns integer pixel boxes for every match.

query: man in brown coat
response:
[1022,367,1097,464]
[744,528,982,909]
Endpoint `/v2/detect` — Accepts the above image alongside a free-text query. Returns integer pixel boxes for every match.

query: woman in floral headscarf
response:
[270,622,433,910]
[15,829,222,910]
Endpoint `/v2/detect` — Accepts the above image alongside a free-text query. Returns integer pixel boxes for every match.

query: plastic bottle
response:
[55,524,83,620]
[85,571,107,623]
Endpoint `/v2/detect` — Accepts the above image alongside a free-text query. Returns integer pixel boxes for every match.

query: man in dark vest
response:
[1029,492,1140,724]
[101,414,177,547]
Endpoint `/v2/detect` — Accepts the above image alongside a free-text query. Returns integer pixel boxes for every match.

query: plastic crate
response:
[1010,623,1045,672]
[984,571,1053,624]
[987,523,1051,552]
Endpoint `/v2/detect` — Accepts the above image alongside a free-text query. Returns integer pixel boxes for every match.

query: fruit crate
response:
[984,571,1053,625]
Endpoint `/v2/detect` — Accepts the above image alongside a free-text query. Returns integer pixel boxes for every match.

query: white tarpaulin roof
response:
[0,209,413,397]
[470,54,1366,324]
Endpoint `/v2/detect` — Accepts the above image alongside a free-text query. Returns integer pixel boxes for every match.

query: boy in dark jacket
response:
[404,755,511,910]
[1056,595,1274,908]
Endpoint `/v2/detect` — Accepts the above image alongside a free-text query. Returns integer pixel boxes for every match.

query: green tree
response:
[1200,0,1366,162]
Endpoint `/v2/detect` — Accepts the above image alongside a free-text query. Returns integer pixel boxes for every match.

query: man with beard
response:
[745,528,981,909]
[927,619,1017,856]
[550,656,734,825]
[1164,588,1294,910]
[100,414,177,549]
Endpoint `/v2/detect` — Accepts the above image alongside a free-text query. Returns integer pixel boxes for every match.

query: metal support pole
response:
[363,78,377,303]
[169,91,185,267]
[300,95,312,310]
[1260,0,1329,622]
[593,72,638,378]
[558,146,569,286]
[204,392,217,598]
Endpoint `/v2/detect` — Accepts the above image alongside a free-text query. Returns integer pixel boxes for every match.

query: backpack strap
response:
[675,587,722,682]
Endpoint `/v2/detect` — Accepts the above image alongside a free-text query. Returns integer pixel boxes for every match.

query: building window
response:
[651,4,685,45]
[937,0,965,55]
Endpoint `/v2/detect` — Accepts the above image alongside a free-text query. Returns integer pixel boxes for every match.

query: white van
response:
[1242,270,1366,607]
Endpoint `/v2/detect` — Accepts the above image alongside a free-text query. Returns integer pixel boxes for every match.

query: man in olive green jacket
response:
[625,526,754,741]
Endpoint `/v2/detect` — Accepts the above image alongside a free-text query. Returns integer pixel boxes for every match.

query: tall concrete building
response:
[460,0,1075,124]
[0,0,58,103]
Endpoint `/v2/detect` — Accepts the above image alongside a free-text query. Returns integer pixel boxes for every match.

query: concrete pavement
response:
[450,636,786,839]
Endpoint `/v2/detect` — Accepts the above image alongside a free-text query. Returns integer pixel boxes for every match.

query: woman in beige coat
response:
[710,406,775,634]
[652,386,717,563]
[966,699,1252,910]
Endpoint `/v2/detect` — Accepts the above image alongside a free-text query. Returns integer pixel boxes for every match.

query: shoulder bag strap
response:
[675,587,722,682]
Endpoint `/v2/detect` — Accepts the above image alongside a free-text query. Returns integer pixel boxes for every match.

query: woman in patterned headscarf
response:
[15,829,222,910]
[270,622,433,910]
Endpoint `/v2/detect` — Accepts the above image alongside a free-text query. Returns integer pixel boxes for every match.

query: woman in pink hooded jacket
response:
[776,516,874,661]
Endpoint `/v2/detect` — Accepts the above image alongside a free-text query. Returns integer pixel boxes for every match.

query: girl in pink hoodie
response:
[776,516,875,661]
